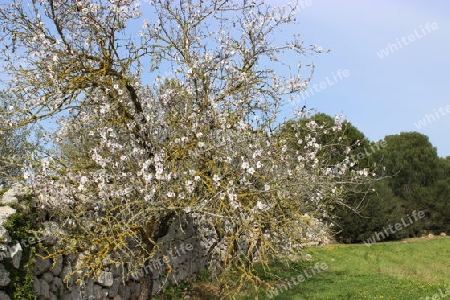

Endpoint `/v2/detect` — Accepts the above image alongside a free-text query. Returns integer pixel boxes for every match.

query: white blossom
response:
[255,201,269,211]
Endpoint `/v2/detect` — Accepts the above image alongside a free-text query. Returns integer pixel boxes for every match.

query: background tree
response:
[336,131,450,242]
[278,112,370,165]
[277,113,399,243]
[0,0,375,297]
[373,132,440,236]
[432,156,450,233]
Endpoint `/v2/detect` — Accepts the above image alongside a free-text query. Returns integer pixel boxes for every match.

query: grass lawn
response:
[184,237,450,299]
[235,237,450,299]
[161,238,450,300]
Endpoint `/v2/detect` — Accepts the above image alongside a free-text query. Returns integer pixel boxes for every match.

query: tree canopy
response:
[0,0,376,297]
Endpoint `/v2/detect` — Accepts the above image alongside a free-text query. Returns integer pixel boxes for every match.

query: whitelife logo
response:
[363,210,425,246]
[420,283,450,300]
[298,69,350,102]
[376,22,439,58]
[414,105,450,129]
[265,262,328,299]
[129,243,193,280]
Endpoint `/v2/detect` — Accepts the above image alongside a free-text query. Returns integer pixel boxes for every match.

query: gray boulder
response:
[0,264,10,287]
[9,242,22,269]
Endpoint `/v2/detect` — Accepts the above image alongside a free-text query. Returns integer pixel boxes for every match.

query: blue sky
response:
[275,0,450,157]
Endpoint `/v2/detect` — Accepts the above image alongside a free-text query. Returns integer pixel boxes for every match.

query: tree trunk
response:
[138,213,174,299]
[138,275,153,300]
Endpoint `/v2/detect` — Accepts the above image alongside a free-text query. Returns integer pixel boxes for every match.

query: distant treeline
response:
[279,113,450,243]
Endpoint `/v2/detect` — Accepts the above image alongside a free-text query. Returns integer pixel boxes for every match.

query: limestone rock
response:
[118,284,131,299]
[39,278,50,299]
[1,183,30,205]
[33,276,40,295]
[52,276,63,292]
[68,287,82,300]
[0,264,10,287]
[0,290,11,300]
[0,206,16,245]
[61,291,71,300]
[0,226,10,243]
[50,255,63,276]
[10,242,22,269]
[83,278,95,298]
[0,244,9,261]
[97,271,114,287]
[33,256,52,275]
[0,206,16,229]
[0,189,18,205]
[93,284,108,299]
[61,264,74,286]
[41,221,60,245]
[112,264,123,277]
[107,278,120,297]
[42,271,54,283]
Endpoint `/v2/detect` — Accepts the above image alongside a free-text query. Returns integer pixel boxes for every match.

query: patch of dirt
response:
[401,235,450,243]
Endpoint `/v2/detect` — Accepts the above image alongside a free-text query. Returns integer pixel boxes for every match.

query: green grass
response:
[153,238,450,299]
[235,238,450,300]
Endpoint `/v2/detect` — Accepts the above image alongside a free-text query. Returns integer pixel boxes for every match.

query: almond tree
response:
[0,0,374,297]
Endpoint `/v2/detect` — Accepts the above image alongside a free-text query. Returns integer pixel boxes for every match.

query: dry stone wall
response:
[0,183,221,299]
